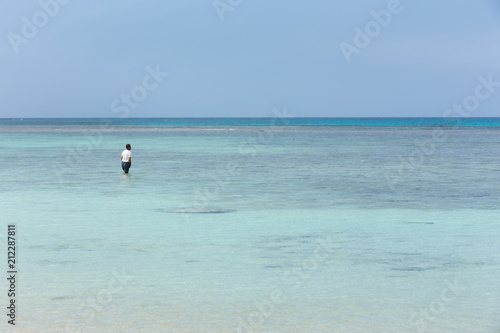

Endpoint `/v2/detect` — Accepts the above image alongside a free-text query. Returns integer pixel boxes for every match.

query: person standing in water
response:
[121,144,132,173]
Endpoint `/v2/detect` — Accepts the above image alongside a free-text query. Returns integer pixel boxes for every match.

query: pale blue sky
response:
[1,0,499,117]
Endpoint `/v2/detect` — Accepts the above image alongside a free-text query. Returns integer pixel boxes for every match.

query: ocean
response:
[1,118,499,332]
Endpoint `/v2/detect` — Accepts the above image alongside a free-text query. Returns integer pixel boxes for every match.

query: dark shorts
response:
[121,162,131,173]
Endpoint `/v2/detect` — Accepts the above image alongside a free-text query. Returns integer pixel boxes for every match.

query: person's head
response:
[126,144,131,150]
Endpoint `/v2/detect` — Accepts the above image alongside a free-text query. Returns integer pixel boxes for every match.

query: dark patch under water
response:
[156,208,236,214]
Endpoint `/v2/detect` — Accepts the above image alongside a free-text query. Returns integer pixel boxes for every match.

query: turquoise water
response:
[1,118,499,332]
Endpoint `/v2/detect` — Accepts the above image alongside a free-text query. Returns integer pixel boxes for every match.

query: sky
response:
[1,0,500,118]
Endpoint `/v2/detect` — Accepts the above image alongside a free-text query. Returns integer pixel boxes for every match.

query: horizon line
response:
[2,117,500,120]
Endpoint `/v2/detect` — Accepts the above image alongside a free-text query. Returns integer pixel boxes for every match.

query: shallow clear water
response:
[1,119,499,332]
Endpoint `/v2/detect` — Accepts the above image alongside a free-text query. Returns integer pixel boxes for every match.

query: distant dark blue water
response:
[1,117,500,127]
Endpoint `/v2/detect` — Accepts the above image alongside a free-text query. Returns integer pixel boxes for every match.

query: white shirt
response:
[121,149,132,162]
